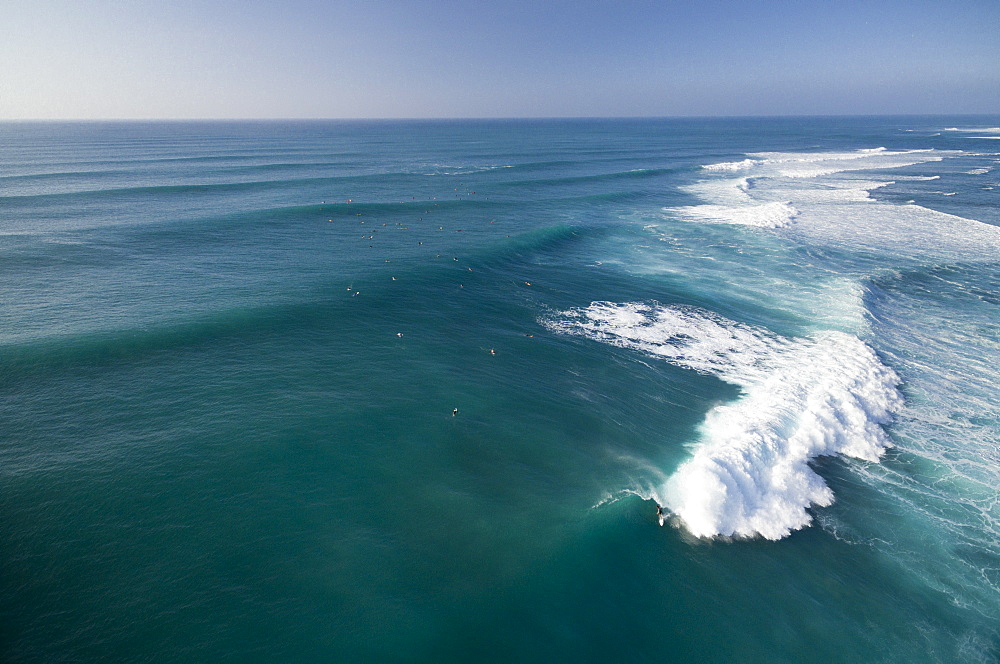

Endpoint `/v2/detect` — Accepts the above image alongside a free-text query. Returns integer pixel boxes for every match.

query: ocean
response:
[1,117,998,662]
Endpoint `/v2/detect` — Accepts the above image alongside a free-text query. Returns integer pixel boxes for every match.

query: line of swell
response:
[0,221,596,378]
[0,169,135,183]
[493,167,680,188]
[2,168,666,203]
[0,161,373,183]
[0,173,447,203]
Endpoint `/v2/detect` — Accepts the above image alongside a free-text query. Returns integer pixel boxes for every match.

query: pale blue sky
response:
[2,0,997,119]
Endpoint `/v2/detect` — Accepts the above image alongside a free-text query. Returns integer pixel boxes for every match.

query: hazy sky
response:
[2,0,998,119]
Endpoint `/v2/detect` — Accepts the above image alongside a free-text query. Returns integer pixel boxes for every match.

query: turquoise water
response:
[2,118,999,662]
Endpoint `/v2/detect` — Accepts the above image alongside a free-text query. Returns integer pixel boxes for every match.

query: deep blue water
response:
[2,117,999,662]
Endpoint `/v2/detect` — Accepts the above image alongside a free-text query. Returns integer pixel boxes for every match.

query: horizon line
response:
[3,112,999,123]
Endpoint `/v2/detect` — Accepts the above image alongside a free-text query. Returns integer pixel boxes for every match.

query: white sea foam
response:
[665,332,902,540]
[788,192,1000,259]
[548,302,781,383]
[944,127,1000,133]
[700,148,928,175]
[942,127,1000,140]
[665,201,799,228]
[755,149,941,179]
[588,146,997,542]
[547,302,903,540]
[966,168,990,175]
[680,177,753,206]
[681,147,1000,260]
[674,149,949,231]
[702,158,761,172]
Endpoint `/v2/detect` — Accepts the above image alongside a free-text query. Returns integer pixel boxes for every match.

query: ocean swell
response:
[548,302,903,540]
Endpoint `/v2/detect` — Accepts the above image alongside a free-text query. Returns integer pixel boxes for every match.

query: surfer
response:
[656,504,665,526]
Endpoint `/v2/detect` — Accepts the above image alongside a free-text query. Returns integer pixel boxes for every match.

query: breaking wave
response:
[676,147,1000,261]
[666,201,798,228]
[943,127,1000,133]
[702,158,761,172]
[702,148,942,179]
[547,302,903,540]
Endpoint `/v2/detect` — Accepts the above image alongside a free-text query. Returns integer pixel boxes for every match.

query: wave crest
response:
[665,201,799,228]
[547,302,903,541]
[702,158,761,172]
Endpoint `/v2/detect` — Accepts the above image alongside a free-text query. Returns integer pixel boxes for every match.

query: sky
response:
[1,0,998,119]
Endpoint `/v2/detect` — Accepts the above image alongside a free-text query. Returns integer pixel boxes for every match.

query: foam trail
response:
[674,149,946,230]
[702,158,761,172]
[750,148,940,178]
[666,201,798,228]
[681,147,1000,261]
[700,148,943,178]
[548,302,903,540]
[943,127,1000,133]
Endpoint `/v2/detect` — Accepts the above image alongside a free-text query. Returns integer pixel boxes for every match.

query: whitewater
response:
[551,302,903,540]
[552,142,1000,640]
